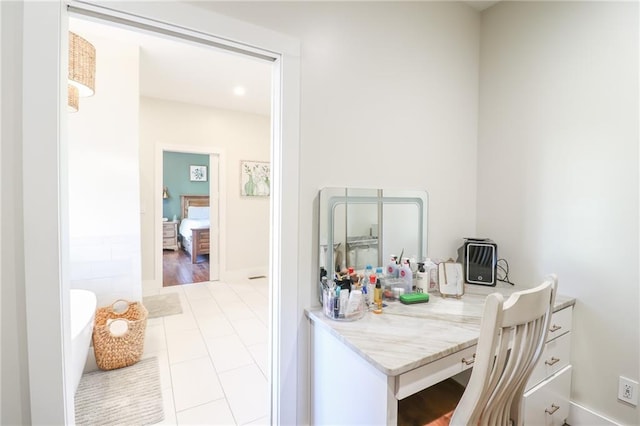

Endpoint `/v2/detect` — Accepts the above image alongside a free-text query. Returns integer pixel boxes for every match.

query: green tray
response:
[399,292,429,304]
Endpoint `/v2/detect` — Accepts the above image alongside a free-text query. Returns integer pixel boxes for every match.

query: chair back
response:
[450,274,558,426]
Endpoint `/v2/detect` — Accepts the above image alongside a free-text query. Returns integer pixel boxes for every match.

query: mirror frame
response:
[319,188,428,284]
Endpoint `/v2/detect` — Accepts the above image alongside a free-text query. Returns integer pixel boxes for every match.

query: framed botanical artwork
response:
[241,160,270,197]
[189,165,207,182]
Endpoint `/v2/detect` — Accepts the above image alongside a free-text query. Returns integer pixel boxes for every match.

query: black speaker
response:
[456,238,497,286]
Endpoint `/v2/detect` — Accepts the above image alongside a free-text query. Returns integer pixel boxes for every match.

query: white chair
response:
[399,274,558,426]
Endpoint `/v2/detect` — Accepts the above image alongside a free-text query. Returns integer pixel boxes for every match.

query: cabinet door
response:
[523,366,571,426]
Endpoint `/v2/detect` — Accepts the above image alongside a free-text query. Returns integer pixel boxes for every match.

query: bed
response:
[179,195,210,264]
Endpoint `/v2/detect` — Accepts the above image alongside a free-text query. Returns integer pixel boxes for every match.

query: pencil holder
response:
[322,287,366,321]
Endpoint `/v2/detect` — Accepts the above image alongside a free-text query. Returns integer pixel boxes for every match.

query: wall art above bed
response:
[189,165,207,182]
[241,160,270,197]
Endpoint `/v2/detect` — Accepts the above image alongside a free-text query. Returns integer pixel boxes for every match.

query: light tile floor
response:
[86,278,270,425]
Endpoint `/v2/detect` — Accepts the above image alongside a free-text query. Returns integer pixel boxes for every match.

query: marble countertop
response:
[306,283,575,377]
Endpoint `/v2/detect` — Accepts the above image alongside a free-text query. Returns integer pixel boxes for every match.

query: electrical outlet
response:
[618,376,638,406]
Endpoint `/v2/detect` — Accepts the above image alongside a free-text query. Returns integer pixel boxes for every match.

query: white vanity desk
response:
[306,284,575,425]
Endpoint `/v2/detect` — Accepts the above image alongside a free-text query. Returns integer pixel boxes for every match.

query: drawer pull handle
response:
[549,324,562,333]
[545,357,560,366]
[462,354,476,365]
[545,404,560,415]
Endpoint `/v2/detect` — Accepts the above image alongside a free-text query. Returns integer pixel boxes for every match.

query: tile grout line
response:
[187,282,241,425]
[161,280,269,425]
[210,279,270,422]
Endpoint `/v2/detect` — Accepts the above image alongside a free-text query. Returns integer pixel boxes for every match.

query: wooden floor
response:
[397,379,465,426]
[162,248,210,286]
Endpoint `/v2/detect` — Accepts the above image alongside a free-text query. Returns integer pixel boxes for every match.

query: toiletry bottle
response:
[409,256,418,275]
[416,262,428,293]
[386,255,399,278]
[363,264,373,285]
[398,259,412,294]
[348,267,358,287]
[374,279,383,305]
[340,275,352,294]
[361,279,369,306]
[373,280,383,314]
[367,274,376,307]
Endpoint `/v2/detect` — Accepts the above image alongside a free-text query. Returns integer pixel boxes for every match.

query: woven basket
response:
[93,299,148,371]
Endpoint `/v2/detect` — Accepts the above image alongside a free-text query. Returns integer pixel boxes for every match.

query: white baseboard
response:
[568,401,620,426]
[221,267,268,283]
[144,267,267,290]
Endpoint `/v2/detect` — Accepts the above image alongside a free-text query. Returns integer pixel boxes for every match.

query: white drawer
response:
[527,332,571,391]
[547,306,572,342]
[523,365,571,426]
[396,345,477,400]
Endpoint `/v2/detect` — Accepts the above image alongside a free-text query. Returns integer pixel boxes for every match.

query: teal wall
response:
[163,152,210,220]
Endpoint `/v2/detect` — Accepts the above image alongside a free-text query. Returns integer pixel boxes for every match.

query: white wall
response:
[0,1,30,424]
[68,31,142,307]
[139,97,271,282]
[477,2,638,424]
[204,0,480,284]
[194,3,480,424]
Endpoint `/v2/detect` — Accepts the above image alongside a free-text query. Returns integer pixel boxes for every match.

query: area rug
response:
[143,292,183,319]
[75,357,164,426]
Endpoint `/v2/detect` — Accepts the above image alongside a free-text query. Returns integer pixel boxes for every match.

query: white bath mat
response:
[75,357,164,426]
[143,292,183,319]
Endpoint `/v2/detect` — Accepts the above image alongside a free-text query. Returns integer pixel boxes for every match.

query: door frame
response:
[23,1,301,424]
[156,144,224,289]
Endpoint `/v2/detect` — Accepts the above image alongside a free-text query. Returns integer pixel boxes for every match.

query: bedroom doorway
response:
[161,149,221,286]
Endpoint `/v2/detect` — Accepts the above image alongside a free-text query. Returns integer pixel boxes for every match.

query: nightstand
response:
[162,221,179,250]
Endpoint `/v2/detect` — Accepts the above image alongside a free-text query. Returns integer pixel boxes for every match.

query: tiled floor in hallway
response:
[143,277,270,425]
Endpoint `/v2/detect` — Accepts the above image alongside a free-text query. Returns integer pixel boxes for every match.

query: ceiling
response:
[464,1,500,11]
[70,1,498,117]
[69,17,273,116]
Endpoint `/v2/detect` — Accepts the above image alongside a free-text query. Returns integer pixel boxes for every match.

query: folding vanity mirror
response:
[318,188,429,290]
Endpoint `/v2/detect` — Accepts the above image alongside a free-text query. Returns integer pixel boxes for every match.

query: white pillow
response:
[188,206,209,219]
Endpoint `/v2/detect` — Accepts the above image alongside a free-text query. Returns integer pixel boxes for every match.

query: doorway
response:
[66,7,273,423]
[23,2,301,424]
[161,149,221,286]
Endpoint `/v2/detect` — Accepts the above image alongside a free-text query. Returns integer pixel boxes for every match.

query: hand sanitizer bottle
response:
[386,255,399,278]
[398,259,413,293]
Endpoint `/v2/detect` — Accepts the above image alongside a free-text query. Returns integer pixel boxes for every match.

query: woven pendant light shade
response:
[69,32,96,97]
[68,85,79,113]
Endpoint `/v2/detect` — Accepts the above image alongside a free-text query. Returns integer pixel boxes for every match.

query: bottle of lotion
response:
[386,255,399,278]
[398,259,413,293]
